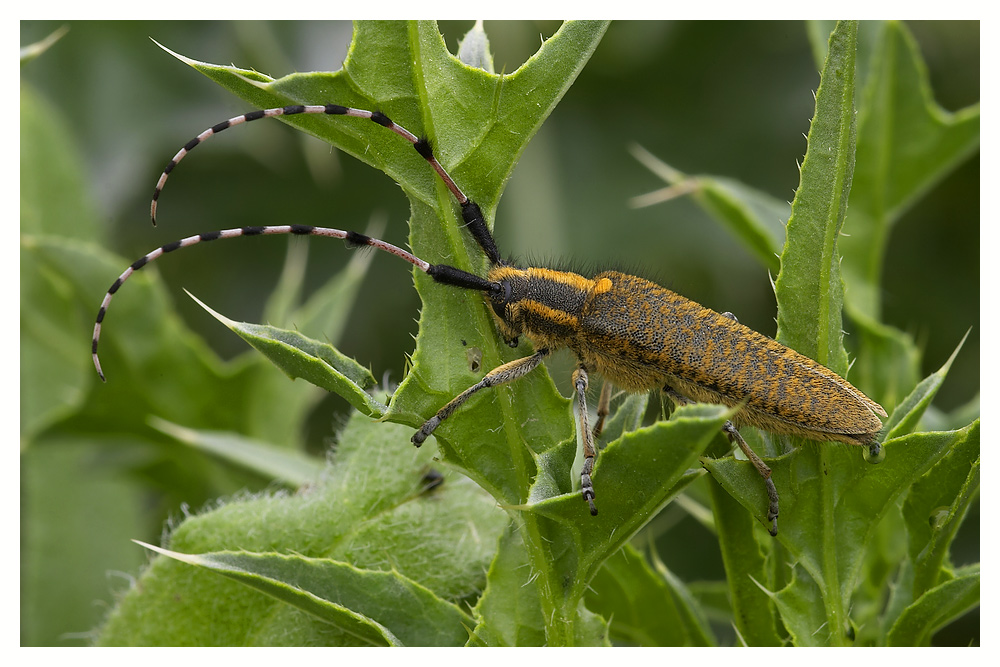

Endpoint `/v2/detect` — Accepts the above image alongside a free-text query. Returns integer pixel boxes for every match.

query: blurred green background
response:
[20,21,978,645]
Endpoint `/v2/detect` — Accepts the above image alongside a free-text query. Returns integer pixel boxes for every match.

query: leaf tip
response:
[149,38,199,68]
[184,289,236,328]
[133,539,202,567]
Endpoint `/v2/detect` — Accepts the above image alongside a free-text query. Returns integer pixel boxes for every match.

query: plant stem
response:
[820,446,846,645]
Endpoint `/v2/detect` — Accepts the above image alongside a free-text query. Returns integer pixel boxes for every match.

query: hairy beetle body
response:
[486,267,884,446]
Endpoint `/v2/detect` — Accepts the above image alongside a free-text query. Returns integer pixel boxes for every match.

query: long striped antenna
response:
[93,104,504,381]
[150,104,502,264]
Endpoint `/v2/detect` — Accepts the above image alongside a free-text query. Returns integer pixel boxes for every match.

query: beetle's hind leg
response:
[722,421,779,536]
[662,385,779,536]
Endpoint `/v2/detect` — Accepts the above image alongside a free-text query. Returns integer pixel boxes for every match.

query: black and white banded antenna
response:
[92,104,505,381]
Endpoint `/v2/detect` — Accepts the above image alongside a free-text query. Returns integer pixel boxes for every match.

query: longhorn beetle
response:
[92,102,887,536]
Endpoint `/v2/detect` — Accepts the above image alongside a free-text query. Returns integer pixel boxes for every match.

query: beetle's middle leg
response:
[572,364,599,516]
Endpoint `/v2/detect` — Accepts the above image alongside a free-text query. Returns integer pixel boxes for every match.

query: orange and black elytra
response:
[92,102,886,536]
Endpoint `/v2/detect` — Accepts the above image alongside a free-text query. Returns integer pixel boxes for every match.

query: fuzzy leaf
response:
[98,416,508,645]
[134,543,472,647]
[470,525,546,646]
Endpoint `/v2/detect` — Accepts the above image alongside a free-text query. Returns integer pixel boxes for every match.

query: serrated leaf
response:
[586,543,715,646]
[521,403,726,635]
[774,20,857,372]
[463,404,721,646]
[886,567,980,647]
[187,291,386,418]
[902,420,979,599]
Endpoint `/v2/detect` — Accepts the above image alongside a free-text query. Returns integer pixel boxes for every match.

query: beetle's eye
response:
[490,279,512,304]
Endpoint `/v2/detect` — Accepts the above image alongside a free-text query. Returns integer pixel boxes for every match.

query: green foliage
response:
[636,21,979,646]
[21,20,977,646]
